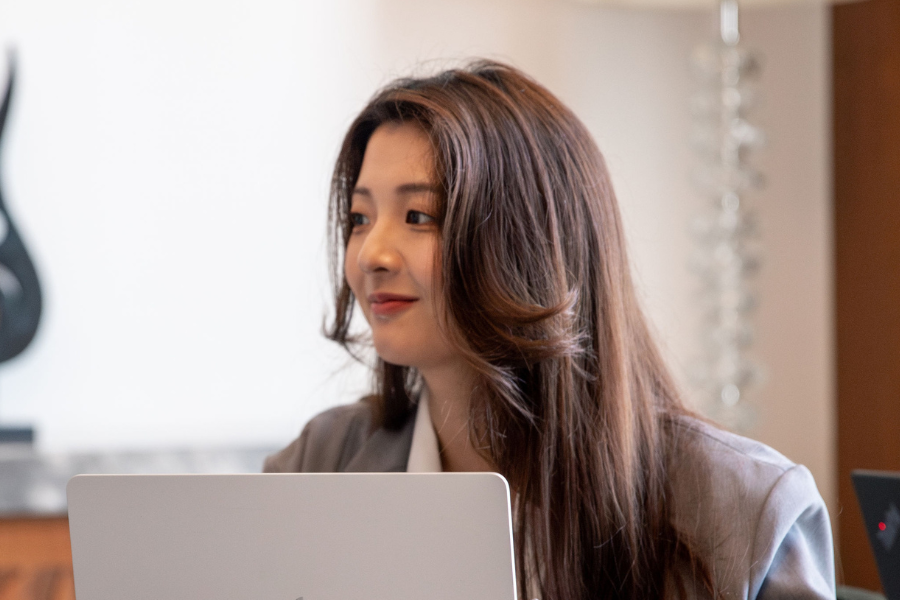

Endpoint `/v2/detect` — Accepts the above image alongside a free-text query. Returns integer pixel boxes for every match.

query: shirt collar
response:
[406,392,443,472]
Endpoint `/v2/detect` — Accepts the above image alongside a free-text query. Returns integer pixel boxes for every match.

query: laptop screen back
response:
[67,473,517,600]
[852,469,900,600]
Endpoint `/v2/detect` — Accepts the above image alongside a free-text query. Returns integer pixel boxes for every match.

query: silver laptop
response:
[67,473,517,600]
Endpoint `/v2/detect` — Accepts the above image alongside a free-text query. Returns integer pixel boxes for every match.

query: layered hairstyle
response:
[327,60,714,599]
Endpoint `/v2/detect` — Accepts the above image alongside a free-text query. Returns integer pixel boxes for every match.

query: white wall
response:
[0,1,833,513]
[737,5,834,521]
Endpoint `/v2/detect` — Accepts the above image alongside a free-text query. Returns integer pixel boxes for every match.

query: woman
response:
[265,60,834,599]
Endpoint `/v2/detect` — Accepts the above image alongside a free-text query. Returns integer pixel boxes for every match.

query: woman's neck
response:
[420,361,494,473]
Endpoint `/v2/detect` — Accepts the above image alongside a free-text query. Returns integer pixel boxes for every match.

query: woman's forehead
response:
[356,123,435,188]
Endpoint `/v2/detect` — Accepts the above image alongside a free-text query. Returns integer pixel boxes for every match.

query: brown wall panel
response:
[833,0,900,590]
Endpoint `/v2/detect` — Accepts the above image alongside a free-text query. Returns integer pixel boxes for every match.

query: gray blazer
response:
[264,401,835,599]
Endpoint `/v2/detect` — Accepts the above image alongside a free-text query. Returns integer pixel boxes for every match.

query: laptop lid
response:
[67,473,517,600]
[852,469,900,600]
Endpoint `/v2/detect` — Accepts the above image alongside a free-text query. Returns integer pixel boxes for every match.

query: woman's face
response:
[345,122,459,371]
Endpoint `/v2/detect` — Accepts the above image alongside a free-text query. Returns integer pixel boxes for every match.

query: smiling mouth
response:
[368,293,418,317]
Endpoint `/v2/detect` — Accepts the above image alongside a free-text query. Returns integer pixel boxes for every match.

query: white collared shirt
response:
[406,393,443,473]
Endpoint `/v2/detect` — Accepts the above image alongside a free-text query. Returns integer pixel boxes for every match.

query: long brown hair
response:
[327,60,713,600]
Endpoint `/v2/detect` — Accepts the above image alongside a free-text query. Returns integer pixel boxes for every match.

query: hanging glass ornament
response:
[688,0,765,432]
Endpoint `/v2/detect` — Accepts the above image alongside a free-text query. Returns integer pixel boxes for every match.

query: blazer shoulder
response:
[263,401,377,473]
[668,416,834,598]
[668,415,811,524]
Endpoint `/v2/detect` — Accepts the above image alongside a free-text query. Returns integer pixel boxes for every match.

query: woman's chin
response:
[373,343,449,372]
[372,343,416,369]
[371,330,460,372]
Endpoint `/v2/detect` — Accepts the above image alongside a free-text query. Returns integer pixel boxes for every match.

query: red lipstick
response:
[368,292,418,317]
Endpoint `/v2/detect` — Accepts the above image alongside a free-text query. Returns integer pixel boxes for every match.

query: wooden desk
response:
[0,517,74,600]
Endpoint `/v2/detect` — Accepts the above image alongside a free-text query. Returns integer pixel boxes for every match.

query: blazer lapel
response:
[341,408,416,473]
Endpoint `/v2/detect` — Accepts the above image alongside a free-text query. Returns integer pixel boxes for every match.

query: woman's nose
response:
[357,221,401,274]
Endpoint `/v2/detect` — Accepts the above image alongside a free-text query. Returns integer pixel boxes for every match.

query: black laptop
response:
[852,470,900,600]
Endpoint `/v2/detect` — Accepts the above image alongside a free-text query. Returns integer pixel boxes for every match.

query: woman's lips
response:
[368,293,418,317]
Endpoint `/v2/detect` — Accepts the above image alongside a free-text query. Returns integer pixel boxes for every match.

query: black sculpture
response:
[0,54,43,444]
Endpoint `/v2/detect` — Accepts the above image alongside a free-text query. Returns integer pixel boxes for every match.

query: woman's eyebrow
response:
[396,182,439,195]
[351,182,438,197]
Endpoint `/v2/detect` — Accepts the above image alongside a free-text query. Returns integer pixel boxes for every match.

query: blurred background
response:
[0,0,896,594]
[0,0,831,467]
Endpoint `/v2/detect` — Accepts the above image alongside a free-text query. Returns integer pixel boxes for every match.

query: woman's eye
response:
[349,212,369,228]
[406,210,435,225]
